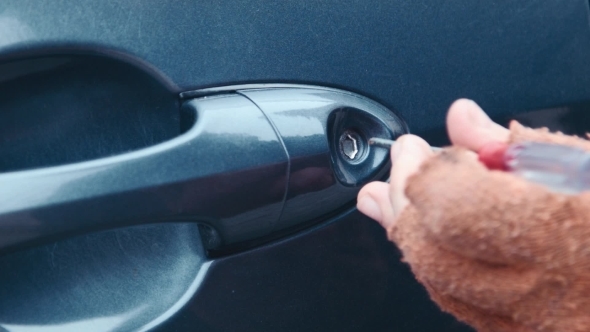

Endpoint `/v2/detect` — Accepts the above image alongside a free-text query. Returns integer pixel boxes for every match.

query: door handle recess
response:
[0,85,407,253]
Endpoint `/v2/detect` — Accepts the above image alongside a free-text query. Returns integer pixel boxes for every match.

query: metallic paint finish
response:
[0,83,406,253]
[0,1,588,331]
[240,87,408,230]
[0,94,289,250]
[1,1,589,137]
[157,210,474,332]
[0,83,417,332]
[0,223,209,332]
[0,56,180,173]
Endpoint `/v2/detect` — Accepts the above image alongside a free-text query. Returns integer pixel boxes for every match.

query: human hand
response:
[357,100,590,332]
[357,99,509,228]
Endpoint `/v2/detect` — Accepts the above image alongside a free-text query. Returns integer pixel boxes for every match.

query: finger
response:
[447,99,509,151]
[357,182,396,228]
[357,135,433,230]
[390,135,433,217]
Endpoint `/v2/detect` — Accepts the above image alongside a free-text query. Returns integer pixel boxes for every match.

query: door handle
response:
[0,85,407,253]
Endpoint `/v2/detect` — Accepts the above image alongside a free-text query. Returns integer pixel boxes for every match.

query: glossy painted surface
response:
[0,94,289,251]
[0,56,179,173]
[1,1,590,331]
[0,84,405,253]
[240,86,408,230]
[0,1,589,138]
[0,223,209,332]
[157,210,472,332]
[0,213,473,332]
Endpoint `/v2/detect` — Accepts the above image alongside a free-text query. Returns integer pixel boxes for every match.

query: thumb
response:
[447,99,509,151]
[357,135,432,229]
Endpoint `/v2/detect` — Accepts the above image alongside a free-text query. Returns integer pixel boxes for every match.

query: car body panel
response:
[1,0,589,135]
[0,1,589,331]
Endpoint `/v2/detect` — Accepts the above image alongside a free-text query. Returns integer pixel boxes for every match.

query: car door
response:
[0,1,589,331]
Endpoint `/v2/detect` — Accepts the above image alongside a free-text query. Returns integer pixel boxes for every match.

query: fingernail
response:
[466,100,492,128]
[357,195,382,222]
[391,140,403,161]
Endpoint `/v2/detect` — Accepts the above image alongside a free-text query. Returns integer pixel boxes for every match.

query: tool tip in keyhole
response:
[368,137,395,149]
[369,137,442,152]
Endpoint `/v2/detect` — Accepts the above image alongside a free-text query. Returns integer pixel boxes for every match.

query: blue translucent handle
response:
[505,142,590,194]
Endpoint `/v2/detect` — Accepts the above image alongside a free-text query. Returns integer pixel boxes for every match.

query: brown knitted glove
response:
[391,121,590,332]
